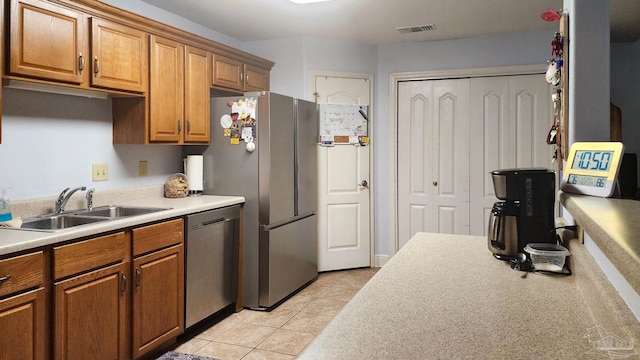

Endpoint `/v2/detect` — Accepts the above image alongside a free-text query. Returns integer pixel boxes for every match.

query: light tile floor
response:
[169,267,379,360]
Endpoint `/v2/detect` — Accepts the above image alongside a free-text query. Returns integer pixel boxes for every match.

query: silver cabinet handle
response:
[135,268,141,288]
[0,275,11,283]
[358,180,368,187]
[79,52,85,72]
[121,273,127,293]
[94,56,100,75]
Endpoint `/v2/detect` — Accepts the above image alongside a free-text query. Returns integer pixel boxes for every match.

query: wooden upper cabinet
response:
[211,54,243,91]
[211,53,270,93]
[149,35,184,143]
[9,0,88,84]
[184,46,211,143]
[91,18,148,93]
[244,64,269,92]
[8,0,148,94]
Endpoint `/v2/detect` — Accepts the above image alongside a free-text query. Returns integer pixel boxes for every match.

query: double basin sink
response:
[19,205,170,231]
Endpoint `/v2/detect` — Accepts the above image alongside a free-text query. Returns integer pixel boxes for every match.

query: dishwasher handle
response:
[201,217,232,227]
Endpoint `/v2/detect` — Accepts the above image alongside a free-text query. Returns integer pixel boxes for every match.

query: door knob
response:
[358,180,368,187]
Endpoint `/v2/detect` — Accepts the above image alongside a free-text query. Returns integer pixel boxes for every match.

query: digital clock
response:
[561,142,624,197]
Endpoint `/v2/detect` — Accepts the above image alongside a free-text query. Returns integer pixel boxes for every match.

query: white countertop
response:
[560,192,640,295]
[299,232,640,359]
[0,193,244,256]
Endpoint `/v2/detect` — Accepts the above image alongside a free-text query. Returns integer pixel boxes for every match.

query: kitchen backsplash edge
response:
[11,185,165,219]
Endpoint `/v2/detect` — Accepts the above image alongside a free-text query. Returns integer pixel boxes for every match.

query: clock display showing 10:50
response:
[571,150,614,171]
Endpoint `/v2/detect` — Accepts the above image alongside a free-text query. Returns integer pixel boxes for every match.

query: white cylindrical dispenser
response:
[185,155,204,195]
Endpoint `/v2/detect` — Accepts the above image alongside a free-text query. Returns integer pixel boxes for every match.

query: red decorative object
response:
[541,8,561,22]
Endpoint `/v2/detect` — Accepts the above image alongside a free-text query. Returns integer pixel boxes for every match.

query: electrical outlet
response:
[92,163,108,182]
[139,160,148,177]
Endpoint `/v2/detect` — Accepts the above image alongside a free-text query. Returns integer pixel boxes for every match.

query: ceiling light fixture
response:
[290,0,332,4]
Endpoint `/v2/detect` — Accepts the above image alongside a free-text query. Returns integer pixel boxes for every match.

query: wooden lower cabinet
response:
[0,288,46,360]
[0,218,185,359]
[54,262,129,360]
[0,250,46,360]
[132,244,184,359]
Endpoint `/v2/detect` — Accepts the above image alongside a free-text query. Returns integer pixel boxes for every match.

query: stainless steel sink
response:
[20,214,110,231]
[76,205,169,218]
[15,205,170,232]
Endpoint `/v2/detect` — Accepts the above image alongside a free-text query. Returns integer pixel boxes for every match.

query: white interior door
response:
[469,74,553,235]
[314,74,372,271]
[397,79,470,249]
[398,74,552,249]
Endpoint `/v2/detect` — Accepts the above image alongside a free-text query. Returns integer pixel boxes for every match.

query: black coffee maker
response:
[487,168,556,260]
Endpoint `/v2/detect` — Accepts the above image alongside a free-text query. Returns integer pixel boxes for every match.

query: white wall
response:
[245,37,378,101]
[611,40,640,158]
[100,0,244,51]
[565,0,610,144]
[1,89,183,200]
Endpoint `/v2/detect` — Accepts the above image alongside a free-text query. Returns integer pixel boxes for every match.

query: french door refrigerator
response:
[204,92,318,310]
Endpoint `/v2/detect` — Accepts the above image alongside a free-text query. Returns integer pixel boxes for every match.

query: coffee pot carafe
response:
[487,168,556,260]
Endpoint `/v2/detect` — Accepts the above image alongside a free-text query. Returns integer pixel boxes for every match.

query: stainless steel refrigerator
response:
[203,92,318,310]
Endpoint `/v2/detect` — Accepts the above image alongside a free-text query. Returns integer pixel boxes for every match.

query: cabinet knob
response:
[433,181,438,186]
[358,180,368,187]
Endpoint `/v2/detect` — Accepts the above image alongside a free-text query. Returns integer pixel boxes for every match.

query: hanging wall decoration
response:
[541,9,568,171]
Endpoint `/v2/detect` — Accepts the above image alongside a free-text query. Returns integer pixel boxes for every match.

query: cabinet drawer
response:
[0,252,44,297]
[133,219,183,256]
[53,231,126,280]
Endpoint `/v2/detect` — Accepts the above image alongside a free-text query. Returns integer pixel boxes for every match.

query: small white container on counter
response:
[524,243,570,272]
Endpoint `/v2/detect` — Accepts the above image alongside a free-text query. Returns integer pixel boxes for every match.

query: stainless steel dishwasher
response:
[185,205,240,329]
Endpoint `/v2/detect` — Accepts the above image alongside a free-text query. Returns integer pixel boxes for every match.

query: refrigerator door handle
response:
[264,213,315,231]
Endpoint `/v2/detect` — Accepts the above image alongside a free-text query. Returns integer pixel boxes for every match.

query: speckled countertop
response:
[0,185,244,256]
[298,233,640,360]
[560,192,640,296]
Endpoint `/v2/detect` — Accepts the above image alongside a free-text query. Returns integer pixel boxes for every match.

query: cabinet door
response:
[149,35,184,143]
[211,54,243,91]
[54,262,128,360]
[91,17,148,93]
[132,244,184,358]
[244,64,269,92]
[184,46,211,143]
[10,0,87,84]
[0,288,46,360]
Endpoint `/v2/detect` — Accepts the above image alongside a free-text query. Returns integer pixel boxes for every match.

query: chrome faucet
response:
[55,186,87,214]
[86,188,95,211]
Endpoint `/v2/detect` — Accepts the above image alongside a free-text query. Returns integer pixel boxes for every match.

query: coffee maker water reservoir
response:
[487,168,556,260]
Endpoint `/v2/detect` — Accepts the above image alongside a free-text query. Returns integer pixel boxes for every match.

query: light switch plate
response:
[139,160,148,177]
[92,163,108,182]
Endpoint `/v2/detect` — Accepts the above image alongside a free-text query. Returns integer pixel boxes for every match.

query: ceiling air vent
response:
[396,24,436,34]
